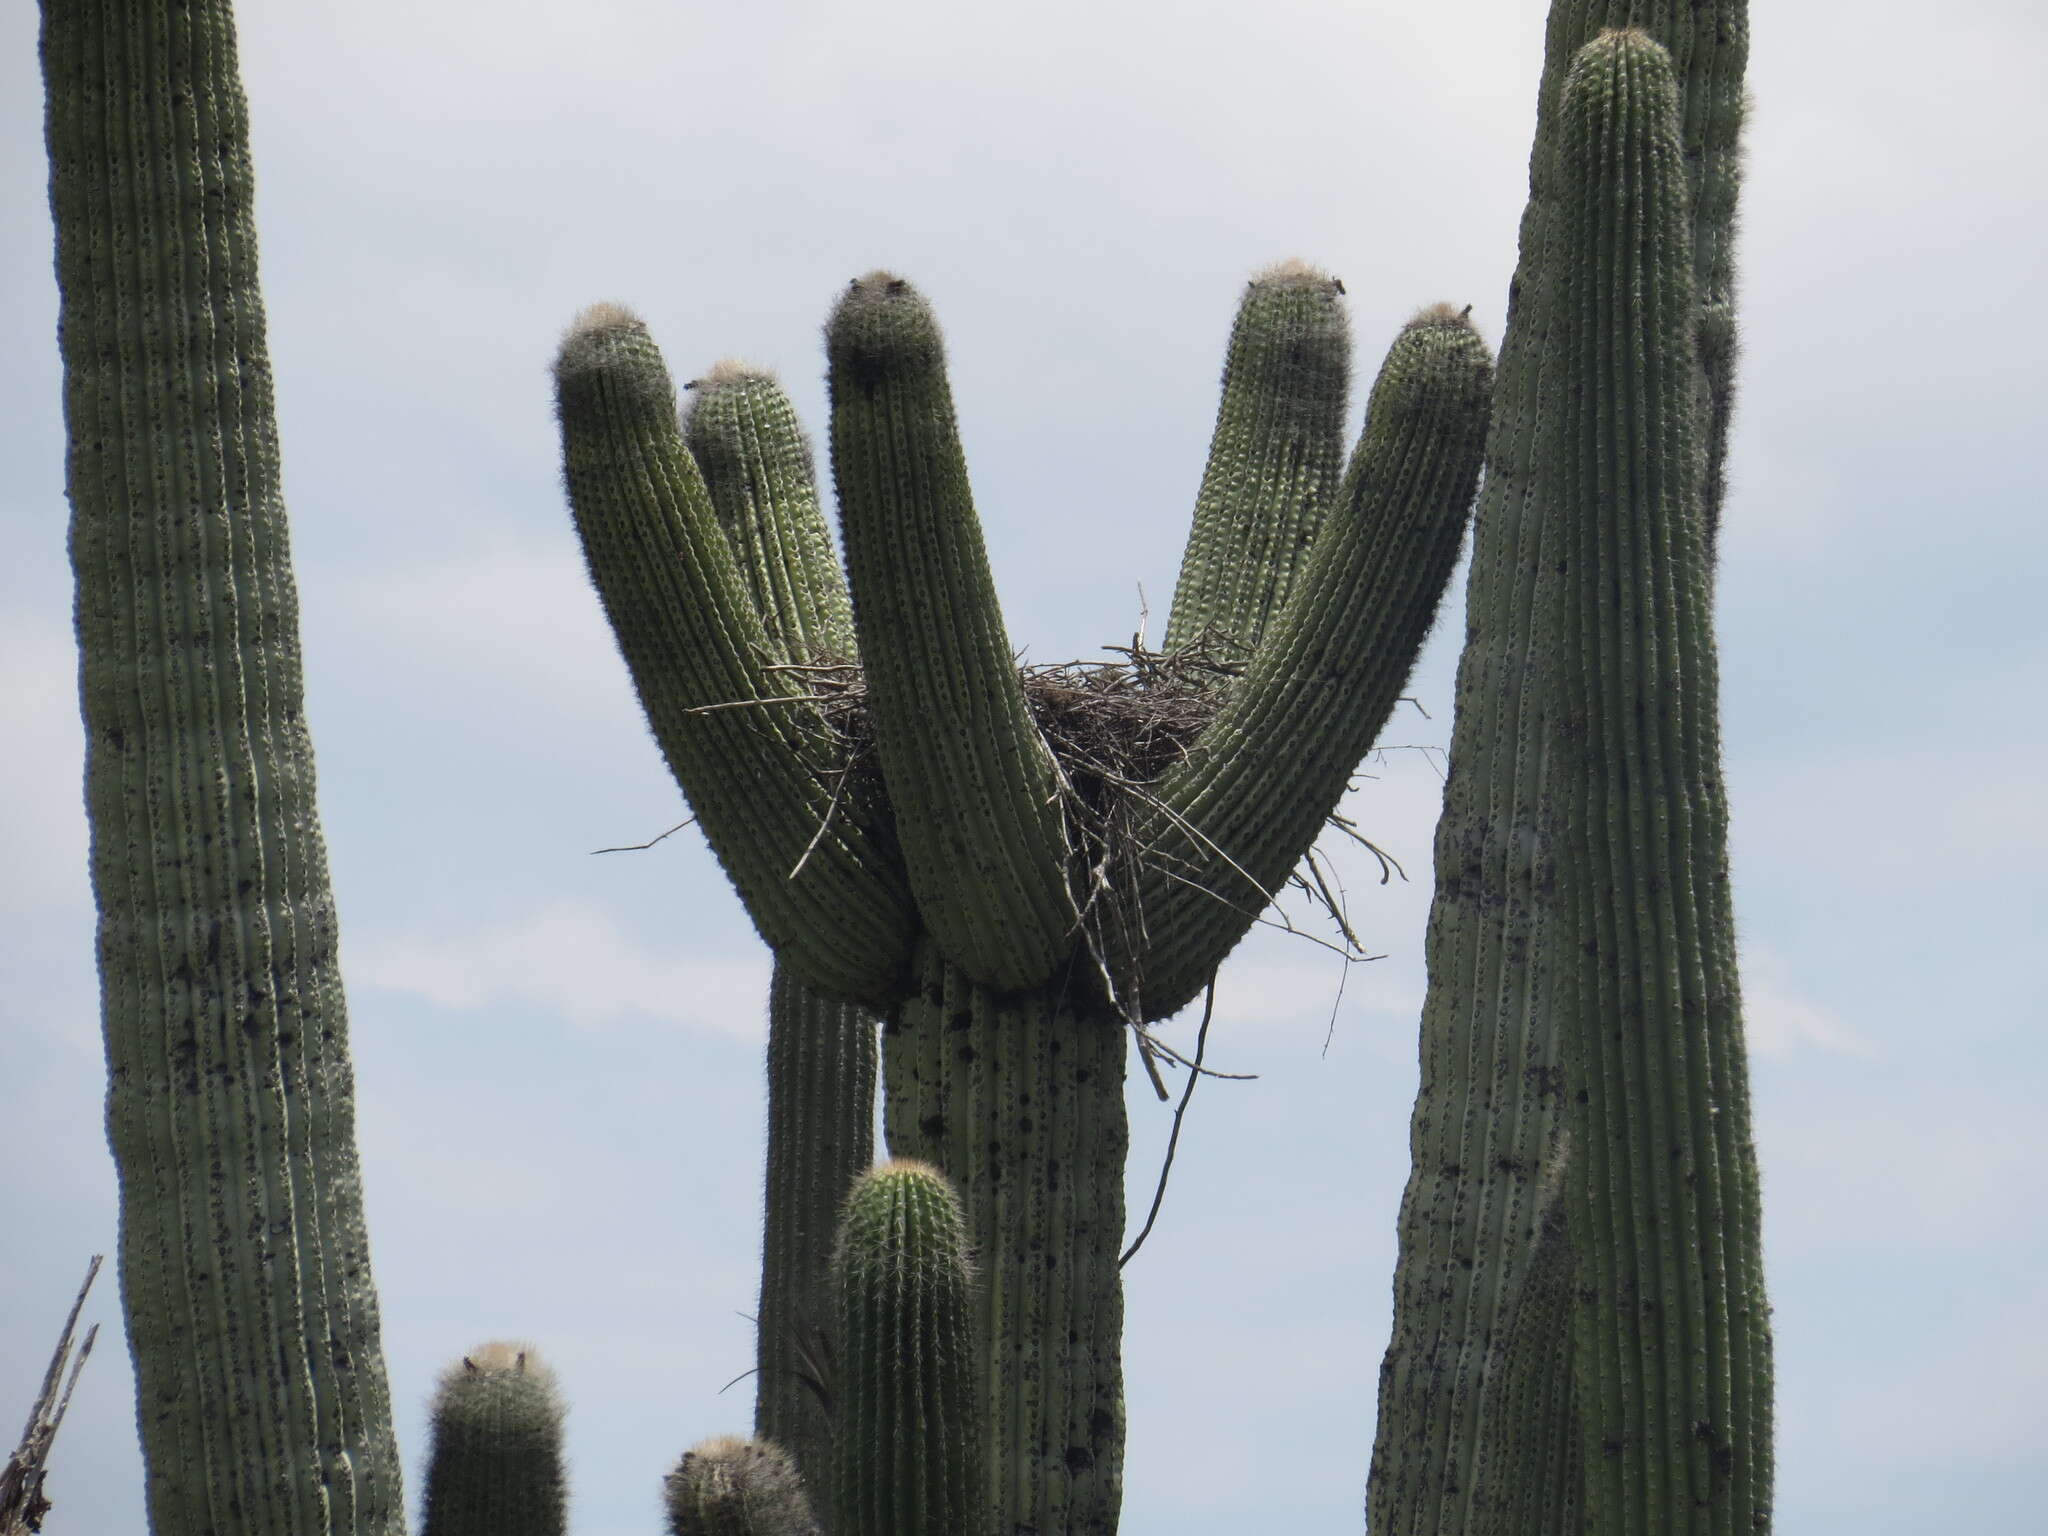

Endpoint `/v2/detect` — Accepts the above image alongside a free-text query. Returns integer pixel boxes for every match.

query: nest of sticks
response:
[750,627,1397,1017]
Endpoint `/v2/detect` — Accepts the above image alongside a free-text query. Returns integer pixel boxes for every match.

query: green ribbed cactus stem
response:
[663,1436,820,1536]
[825,274,1077,993]
[1471,1140,1580,1536]
[1545,31,1769,1531]
[756,959,877,1485]
[883,942,1124,1536]
[553,308,916,1003]
[420,1343,567,1536]
[831,1158,984,1536]
[1164,259,1352,659]
[40,2,403,1530]
[1369,6,1758,1533]
[1119,306,1494,1020]
[683,361,856,662]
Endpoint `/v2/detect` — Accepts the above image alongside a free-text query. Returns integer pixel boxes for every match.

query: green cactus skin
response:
[1164,259,1353,660]
[882,942,1127,1536]
[756,959,877,1487]
[553,309,917,1005]
[1121,305,1494,1021]
[830,1160,983,1536]
[683,361,856,662]
[670,362,883,1489]
[1547,32,1769,1531]
[825,274,1079,993]
[663,1436,820,1536]
[419,1344,567,1536]
[1367,6,1761,1534]
[558,272,1491,1536]
[39,2,404,1531]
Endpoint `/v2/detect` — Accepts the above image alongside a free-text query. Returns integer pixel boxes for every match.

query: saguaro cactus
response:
[420,1344,568,1536]
[40,1,403,1531]
[663,1436,820,1536]
[1369,5,1766,1534]
[555,269,1492,1533]
[829,1160,981,1536]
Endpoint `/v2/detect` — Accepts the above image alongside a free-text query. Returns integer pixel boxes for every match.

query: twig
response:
[590,818,696,855]
[1120,983,1220,1268]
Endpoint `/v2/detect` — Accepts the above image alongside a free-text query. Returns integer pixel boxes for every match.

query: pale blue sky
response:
[4,2,2044,1532]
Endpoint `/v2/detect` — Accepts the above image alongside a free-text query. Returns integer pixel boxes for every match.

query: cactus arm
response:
[883,946,1127,1536]
[755,959,877,1486]
[825,274,1078,991]
[1123,308,1494,1021]
[1545,32,1769,1531]
[683,363,857,662]
[552,308,916,1003]
[663,1436,821,1536]
[41,2,405,1530]
[830,1160,984,1536]
[419,1345,567,1536]
[1163,260,1352,658]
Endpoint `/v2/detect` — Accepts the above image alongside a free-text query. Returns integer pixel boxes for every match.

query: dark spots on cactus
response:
[1525,1063,1564,1098]
[1575,1088,1590,1104]
[1019,1117,1034,1134]
[919,1112,946,1139]
[1492,1156,1527,1176]
[1602,1437,1625,1458]
[1439,1162,1463,1178]
[957,1045,977,1064]
[1064,1444,1095,1472]
[1089,1407,1117,1442]
[1692,1418,1719,1443]
[949,1009,972,1031]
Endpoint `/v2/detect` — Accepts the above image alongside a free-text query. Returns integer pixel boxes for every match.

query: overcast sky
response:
[4,2,2044,1533]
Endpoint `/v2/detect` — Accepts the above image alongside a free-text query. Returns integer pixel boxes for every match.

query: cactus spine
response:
[663,1436,820,1536]
[830,1160,982,1536]
[1369,5,1766,1533]
[40,1,403,1530]
[420,1344,568,1536]
[556,270,1491,1533]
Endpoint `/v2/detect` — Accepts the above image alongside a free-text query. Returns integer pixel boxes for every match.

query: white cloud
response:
[350,899,771,1041]
[1741,942,1883,1060]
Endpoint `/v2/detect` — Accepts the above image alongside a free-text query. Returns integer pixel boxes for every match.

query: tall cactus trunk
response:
[882,947,1129,1536]
[1369,4,1763,1533]
[40,1,404,1531]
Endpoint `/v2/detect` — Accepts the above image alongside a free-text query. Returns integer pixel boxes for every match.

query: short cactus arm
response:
[664,1436,820,1536]
[42,1,403,1529]
[830,1160,984,1536]
[683,362,856,662]
[553,308,916,1003]
[1125,308,1494,1020]
[420,1345,568,1536]
[825,274,1077,991]
[1164,260,1352,658]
